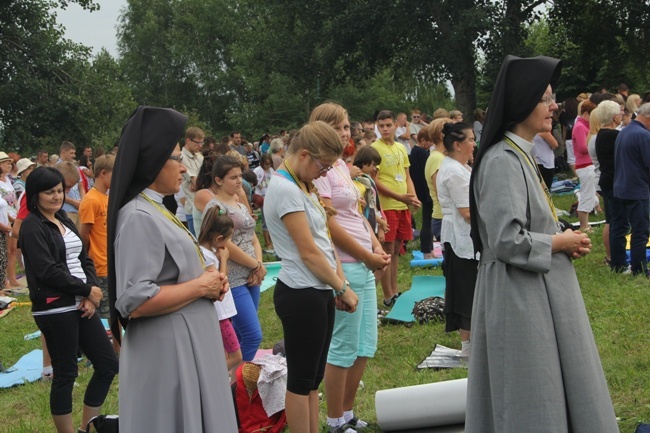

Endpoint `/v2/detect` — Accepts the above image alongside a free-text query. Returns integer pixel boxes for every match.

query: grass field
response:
[1,192,649,432]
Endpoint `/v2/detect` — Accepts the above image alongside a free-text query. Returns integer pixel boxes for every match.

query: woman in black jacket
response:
[19,167,118,433]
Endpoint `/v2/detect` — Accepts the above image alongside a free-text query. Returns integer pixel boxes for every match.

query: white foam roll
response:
[375,378,467,431]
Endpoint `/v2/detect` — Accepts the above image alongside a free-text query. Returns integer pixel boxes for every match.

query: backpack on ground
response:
[84,415,118,433]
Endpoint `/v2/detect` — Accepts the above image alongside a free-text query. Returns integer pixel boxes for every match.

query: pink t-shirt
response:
[572,116,592,168]
[313,159,372,263]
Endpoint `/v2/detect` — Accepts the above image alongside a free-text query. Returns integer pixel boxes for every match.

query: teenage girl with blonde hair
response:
[264,121,359,433]
[310,103,390,433]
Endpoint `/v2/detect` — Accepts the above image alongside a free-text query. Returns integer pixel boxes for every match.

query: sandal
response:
[382,292,402,307]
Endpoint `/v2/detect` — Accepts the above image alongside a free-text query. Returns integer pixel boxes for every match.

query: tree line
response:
[2,0,649,154]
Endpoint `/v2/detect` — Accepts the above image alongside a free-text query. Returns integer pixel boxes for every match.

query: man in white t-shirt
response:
[181,127,205,236]
[395,113,412,154]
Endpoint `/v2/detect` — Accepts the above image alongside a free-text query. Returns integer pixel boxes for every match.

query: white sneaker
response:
[622,266,632,275]
[329,424,357,433]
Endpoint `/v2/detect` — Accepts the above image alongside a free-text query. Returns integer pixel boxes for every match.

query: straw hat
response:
[242,362,261,396]
[0,152,12,163]
[16,158,36,176]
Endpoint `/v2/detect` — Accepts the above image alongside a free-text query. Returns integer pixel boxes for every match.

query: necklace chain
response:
[503,137,558,223]
[332,160,360,202]
[139,193,206,268]
[283,161,330,238]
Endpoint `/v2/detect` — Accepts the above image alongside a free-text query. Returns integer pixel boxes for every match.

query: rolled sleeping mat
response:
[375,378,467,431]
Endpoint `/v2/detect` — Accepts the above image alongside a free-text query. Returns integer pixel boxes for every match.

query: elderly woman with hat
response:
[107,106,237,432]
[467,56,619,432]
[13,158,36,197]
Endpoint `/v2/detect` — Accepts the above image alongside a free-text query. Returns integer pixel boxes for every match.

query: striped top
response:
[32,226,85,316]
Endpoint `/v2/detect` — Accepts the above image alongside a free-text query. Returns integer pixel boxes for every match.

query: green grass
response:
[1,193,649,432]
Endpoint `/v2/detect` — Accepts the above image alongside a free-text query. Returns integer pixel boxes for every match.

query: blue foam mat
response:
[384,276,446,323]
[261,261,281,293]
[410,250,444,268]
[25,319,110,341]
[625,249,650,262]
[0,349,43,388]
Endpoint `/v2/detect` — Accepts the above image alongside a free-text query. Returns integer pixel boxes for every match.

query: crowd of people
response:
[5,57,650,432]
[539,85,650,276]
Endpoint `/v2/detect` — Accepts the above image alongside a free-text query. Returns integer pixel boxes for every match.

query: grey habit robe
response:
[466,132,619,433]
[114,192,237,433]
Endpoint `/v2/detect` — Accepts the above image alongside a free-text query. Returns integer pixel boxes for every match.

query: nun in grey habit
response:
[107,106,237,432]
[466,56,619,432]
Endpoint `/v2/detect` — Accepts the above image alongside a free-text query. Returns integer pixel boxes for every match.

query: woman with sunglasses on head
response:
[264,121,359,433]
[310,103,390,433]
[467,56,618,433]
[20,166,118,433]
[107,107,236,433]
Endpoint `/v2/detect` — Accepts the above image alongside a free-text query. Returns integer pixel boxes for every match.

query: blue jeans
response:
[230,284,262,361]
[609,196,649,275]
[186,214,195,237]
[431,218,442,242]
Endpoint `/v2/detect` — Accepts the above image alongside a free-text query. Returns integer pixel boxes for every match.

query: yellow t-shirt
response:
[352,179,367,215]
[78,188,108,277]
[371,139,409,211]
[425,150,445,219]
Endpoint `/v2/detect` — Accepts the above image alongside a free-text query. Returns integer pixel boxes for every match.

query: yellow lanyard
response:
[139,192,207,269]
[283,161,331,239]
[332,161,360,202]
[379,139,403,170]
[504,137,558,223]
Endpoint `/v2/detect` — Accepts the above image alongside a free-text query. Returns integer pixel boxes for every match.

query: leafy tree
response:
[223,0,457,129]
[0,0,133,155]
[0,0,94,152]
[118,0,240,132]
[548,0,650,96]
[521,2,650,103]
[78,49,137,151]
[479,0,549,93]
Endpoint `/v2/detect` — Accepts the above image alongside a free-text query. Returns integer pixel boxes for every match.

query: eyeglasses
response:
[540,94,556,106]
[311,154,333,174]
[169,154,184,162]
[190,138,204,145]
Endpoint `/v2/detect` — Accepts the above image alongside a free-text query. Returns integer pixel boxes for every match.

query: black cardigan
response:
[19,210,99,312]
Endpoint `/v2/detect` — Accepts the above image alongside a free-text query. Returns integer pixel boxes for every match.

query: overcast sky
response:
[54,1,126,57]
